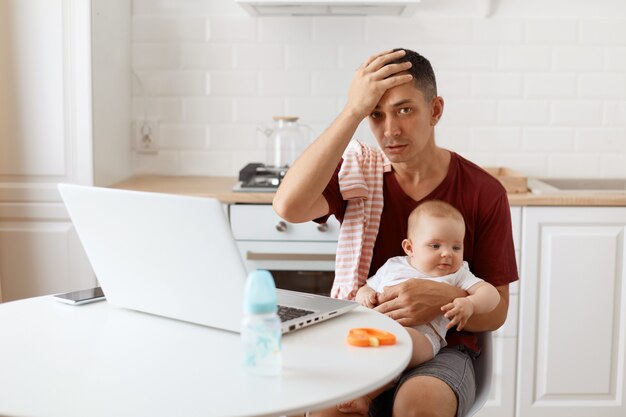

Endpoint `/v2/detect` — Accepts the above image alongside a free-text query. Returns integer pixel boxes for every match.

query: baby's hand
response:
[355,287,378,309]
[441,297,475,331]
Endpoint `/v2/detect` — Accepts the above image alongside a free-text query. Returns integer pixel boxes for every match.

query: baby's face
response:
[405,215,465,277]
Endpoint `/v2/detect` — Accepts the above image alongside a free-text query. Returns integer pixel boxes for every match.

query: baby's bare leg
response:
[404,327,436,369]
[336,397,371,415]
[336,328,435,415]
[336,381,395,415]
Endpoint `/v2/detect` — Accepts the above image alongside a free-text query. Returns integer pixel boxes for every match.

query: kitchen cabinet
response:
[517,207,626,417]
[476,206,520,417]
[0,0,131,301]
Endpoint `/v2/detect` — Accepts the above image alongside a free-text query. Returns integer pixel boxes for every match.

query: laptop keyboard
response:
[277,305,314,322]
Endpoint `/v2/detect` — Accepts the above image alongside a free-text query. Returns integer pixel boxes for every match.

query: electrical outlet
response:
[134,120,159,154]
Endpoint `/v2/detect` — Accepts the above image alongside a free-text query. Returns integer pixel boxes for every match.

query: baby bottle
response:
[241,269,282,375]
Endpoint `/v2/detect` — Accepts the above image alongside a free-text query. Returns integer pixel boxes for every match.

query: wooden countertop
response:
[111,175,626,207]
[111,176,273,204]
[507,192,626,206]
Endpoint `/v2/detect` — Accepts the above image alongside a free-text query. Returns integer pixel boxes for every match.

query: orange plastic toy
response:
[347,328,397,347]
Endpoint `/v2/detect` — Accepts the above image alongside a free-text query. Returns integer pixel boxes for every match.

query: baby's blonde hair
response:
[407,200,465,237]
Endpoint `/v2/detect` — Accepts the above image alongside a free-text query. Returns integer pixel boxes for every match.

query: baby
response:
[338,200,500,415]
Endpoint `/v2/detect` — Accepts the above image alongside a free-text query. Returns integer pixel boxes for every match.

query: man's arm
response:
[375,280,509,332]
[272,49,413,223]
[271,110,359,223]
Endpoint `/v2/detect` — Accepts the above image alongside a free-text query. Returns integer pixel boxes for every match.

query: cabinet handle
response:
[317,223,329,232]
[275,221,288,232]
[246,252,335,262]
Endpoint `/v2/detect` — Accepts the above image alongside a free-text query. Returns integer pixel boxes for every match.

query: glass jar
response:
[264,116,307,168]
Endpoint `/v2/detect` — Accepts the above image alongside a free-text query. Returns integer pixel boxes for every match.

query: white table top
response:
[0,296,411,417]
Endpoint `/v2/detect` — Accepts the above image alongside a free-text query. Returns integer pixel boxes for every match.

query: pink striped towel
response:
[330,141,391,300]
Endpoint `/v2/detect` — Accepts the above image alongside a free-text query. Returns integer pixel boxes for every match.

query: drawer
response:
[236,241,337,272]
[230,204,340,242]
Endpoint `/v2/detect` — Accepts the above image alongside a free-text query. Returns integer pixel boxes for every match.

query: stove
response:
[233,163,287,192]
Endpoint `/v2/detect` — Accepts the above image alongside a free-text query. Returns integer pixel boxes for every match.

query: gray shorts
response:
[369,347,476,417]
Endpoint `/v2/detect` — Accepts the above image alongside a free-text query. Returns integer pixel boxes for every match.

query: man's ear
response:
[430,96,444,126]
[402,238,413,256]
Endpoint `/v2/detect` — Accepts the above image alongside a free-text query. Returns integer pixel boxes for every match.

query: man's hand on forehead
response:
[345,49,414,120]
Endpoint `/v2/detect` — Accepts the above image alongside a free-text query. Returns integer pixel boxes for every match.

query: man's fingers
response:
[378,61,412,79]
[380,73,413,89]
[374,297,401,314]
[373,49,406,67]
[382,307,404,322]
[362,49,395,67]
[363,49,406,70]
[393,316,413,327]
[377,285,400,303]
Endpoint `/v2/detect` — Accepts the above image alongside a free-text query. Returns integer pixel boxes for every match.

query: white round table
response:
[0,296,411,417]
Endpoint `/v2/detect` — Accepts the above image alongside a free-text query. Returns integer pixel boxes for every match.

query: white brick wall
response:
[131,0,626,178]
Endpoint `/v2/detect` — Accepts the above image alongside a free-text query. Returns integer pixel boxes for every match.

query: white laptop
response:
[57,183,357,334]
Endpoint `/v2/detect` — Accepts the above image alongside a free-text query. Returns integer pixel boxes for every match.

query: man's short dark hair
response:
[390,48,437,100]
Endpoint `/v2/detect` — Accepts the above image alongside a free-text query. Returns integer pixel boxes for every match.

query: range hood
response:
[235,0,421,16]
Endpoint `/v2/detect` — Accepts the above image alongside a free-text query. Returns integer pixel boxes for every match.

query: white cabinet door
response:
[518,207,626,417]
[0,0,95,301]
[0,0,130,302]
[0,221,93,301]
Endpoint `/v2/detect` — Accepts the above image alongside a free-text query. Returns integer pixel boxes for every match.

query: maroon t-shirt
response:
[318,152,519,351]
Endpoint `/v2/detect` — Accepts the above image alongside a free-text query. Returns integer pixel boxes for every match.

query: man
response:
[273,49,518,417]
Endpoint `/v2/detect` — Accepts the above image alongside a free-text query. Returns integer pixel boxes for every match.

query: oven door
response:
[230,204,340,296]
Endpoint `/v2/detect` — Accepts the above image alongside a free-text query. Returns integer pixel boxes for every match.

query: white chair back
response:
[464,331,493,417]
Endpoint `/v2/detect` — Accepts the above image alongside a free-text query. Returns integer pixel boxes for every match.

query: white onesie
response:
[367,256,483,356]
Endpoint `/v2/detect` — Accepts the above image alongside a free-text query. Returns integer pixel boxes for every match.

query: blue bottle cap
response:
[243,270,277,314]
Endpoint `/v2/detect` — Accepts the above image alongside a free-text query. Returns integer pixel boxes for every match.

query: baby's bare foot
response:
[336,396,371,415]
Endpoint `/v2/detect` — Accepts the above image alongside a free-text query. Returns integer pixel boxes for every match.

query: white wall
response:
[130,0,626,178]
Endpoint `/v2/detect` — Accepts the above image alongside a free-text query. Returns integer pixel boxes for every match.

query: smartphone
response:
[53,287,105,305]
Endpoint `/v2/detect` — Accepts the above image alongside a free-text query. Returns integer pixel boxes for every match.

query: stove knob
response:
[275,221,288,232]
[317,223,329,232]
